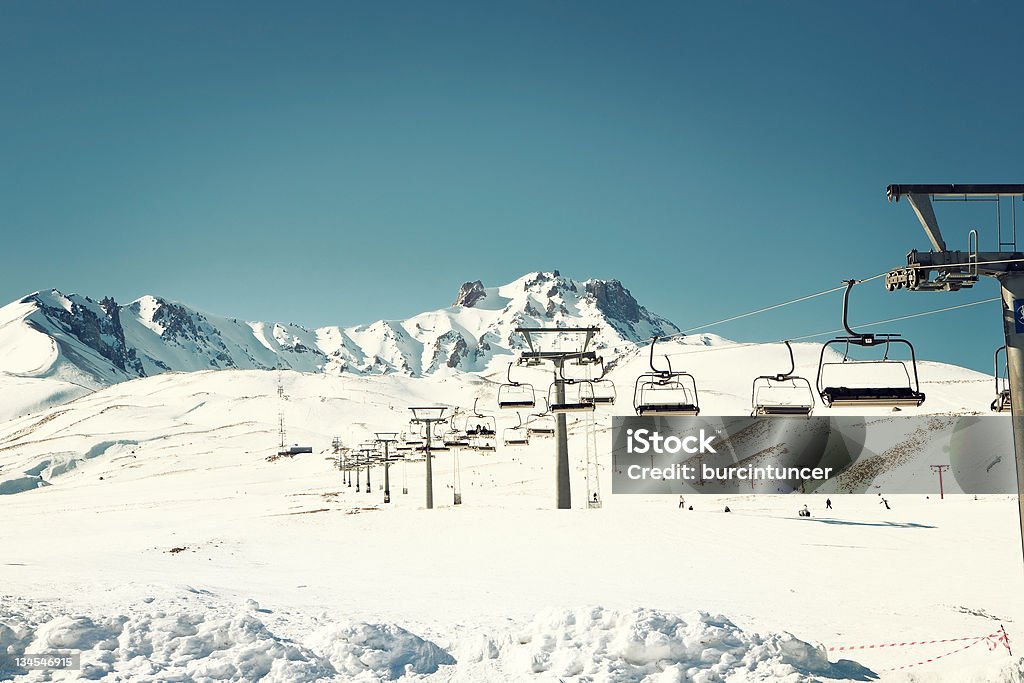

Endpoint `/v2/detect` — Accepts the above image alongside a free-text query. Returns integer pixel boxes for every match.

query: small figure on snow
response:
[800,504,811,518]
[724,505,731,513]
[880,498,891,510]
[679,495,686,509]
[825,498,832,510]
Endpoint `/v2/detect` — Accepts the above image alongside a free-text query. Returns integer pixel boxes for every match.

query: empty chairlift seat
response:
[443,429,469,448]
[497,363,537,410]
[634,378,700,416]
[751,341,815,416]
[526,413,555,436]
[590,378,617,406]
[503,427,529,446]
[816,280,925,409]
[633,336,700,417]
[548,379,596,414]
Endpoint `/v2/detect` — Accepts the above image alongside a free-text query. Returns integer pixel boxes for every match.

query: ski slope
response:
[1,338,1023,681]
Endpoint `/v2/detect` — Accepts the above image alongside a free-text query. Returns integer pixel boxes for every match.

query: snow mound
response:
[305,621,456,679]
[0,606,455,681]
[507,606,865,682]
[0,601,881,681]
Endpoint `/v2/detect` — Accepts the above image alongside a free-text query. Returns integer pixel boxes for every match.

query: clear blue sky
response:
[2,1,1022,371]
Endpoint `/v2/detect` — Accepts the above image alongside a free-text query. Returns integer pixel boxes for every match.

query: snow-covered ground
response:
[2,339,1023,681]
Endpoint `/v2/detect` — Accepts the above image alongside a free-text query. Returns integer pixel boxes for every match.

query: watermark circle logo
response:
[1018,304,1024,325]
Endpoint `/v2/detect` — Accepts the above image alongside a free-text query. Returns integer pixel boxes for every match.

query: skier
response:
[825,498,832,510]
[801,504,810,518]
[592,492,599,503]
[679,495,685,509]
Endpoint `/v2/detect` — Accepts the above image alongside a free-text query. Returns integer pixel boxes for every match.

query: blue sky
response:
[2,1,1023,371]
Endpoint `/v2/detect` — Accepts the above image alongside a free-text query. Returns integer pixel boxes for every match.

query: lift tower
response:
[885,183,1024,557]
[515,327,601,509]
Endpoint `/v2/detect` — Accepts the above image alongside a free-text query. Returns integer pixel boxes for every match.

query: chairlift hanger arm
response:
[774,340,797,381]
[647,336,678,376]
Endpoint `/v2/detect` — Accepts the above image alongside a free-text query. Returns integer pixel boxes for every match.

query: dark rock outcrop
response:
[585,280,642,324]
[453,281,487,308]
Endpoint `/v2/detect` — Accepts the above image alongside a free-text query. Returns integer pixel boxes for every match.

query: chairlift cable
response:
[661,271,891,341]
[656,297,999,359]
[786,297,999,342]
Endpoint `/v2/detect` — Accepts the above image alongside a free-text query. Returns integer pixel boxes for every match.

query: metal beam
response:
[888,184,1024,200]
[907,193,947,252]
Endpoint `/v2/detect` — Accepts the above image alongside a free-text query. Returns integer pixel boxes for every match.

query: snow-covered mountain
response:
[0,271,680,389]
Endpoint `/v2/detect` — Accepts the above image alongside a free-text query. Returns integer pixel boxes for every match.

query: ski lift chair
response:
[751,341,815,416]
[441,409,469,447]
[526,405,556,437]
[591,379,617,406]
[443,429,469,448]
[497,363,537,410]
[468,398,498,451]
[404,423,425,446]
[633,336,700,416]
[992,345,1012,412]
[548,378,596,414]
[503,413,530,446]
[587,358,617,406]
[817,280,925,408]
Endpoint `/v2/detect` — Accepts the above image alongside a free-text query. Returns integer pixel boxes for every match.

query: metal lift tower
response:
[885,183,1024,556]
[515,326,601,509]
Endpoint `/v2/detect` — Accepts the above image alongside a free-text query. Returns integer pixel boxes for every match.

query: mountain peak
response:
[453,280,486,308]
[1,271,681,385]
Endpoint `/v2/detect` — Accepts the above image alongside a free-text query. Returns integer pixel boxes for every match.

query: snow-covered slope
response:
[0,272,680,393]
[3,279,1020,682]
[0,337,996,499]
[0,357,1020,681]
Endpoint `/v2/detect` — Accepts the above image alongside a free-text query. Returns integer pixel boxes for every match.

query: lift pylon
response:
[514,326,602,509]
[886,183,1024,569]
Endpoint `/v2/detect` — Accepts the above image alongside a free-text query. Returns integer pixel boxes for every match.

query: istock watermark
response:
[611,415,1018,495]
[625,428,718,454]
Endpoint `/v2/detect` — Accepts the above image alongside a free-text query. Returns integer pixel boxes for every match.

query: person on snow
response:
[825,498,832,510]
[880,498,891,510]
[724,505,731,513]
[800,504,810,517]
[679,495,686,509]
